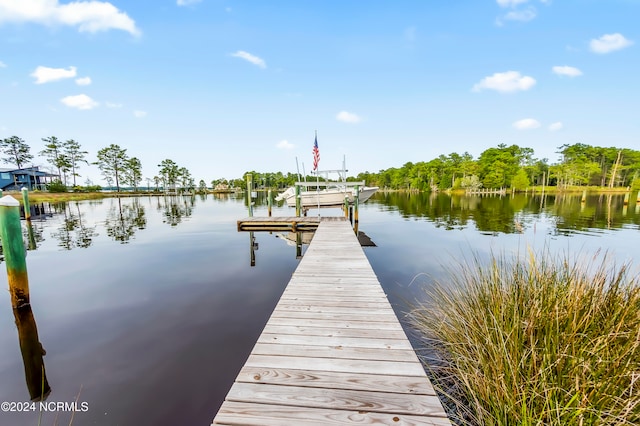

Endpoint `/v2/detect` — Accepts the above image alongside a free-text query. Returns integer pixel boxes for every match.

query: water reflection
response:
[13,305,50,401]
[51,202,99,249]
[159,195,194,227]
[104,198,146,243]
[372,192,640,235]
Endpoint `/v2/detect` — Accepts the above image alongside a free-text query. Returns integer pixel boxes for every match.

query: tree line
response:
[0,136,200,193]
[2,136,638,193]
[353,143,640,191]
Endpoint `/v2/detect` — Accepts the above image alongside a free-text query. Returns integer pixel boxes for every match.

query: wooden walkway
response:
[213,218,451,425]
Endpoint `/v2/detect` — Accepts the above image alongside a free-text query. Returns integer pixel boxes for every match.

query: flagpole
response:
[315,131,320,217]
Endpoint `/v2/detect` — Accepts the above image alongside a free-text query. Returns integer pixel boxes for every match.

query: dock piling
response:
[267,189,272,217]
[246,175,253,217]
[0,195,30,308]
[295,185,301,217]
[22,187,31,220]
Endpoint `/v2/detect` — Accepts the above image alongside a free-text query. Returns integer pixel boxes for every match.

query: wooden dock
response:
[237,216,324,232]
[213,218,451,425]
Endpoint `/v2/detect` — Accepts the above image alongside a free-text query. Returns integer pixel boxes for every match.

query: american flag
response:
[312,135,320,171]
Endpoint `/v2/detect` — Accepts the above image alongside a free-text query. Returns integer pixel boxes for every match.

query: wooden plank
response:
[261,324,409,339]
[266,317,405,331]
[224,382,448,416]
[251,342,420,362]
[235,367,436,394]
[214,401,451,426]
[257,333,414,350]
[213,220,451,425]
[244,354,426,376]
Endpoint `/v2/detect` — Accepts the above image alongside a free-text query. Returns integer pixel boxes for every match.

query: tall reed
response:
[409,249,640,425]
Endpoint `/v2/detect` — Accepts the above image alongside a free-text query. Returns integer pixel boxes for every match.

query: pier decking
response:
[213,218,451,425]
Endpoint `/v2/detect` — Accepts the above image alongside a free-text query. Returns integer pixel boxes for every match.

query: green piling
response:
[22,187,31,220]
[295,185,301,217]
[0,195,30,308]
[246,175,253,217]
[623,192,630,206]
[344,196,349,218]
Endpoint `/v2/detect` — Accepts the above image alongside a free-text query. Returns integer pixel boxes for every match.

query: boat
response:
[275,165,378,208]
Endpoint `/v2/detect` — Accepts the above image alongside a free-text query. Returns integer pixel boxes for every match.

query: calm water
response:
[0,192,638,425]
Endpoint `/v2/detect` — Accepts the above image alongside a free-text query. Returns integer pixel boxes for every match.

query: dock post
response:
[267,188,272,217]
[344,196,349,218]
[246,175,253,217]
[354,185,359,231]
[22,187,31,220]
[637,191,640,203]
[581,190,587,204]
[295,184,301,217]
[0,195,30,308]
[623,192,630,206]
[295,232,302,259]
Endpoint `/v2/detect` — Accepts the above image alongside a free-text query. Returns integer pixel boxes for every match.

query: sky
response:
[0,0,638,186]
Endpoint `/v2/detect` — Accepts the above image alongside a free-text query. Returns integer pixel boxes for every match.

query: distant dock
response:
[214,218,451,425]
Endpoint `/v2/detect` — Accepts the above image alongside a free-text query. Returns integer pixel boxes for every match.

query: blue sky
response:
[0,0,638,186]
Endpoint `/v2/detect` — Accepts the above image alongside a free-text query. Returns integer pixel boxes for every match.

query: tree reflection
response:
[158,195,194,227]
[373,192,639,234]
[104,197,147,243]
[50,202,98,250]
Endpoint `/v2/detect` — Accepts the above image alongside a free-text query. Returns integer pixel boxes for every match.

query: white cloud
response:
[552,65,582,77]
[472,71,536,93]
[548,122,563,131]
[133,110,147,118]
[177,0,202,6]
[0,0,140,36]
[231,51,266,69]
[513,118,541,130]
[502,7,536,22]
[497,0,529,7]
[60,94,98,110]
[75,76,91,85]
[276,140,294,150]
[31,65,77,84]
[0,61,6,68]
[590,33,633,54]
[336,111,362,123]
[106,102,122,108]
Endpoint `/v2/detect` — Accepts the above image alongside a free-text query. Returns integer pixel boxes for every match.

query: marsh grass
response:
[409,250,640,425]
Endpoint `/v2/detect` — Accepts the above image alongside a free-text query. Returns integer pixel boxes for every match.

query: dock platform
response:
[213,218,451,425]
[237,216,324,232]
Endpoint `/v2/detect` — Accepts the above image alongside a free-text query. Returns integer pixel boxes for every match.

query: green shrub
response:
[46,180,67,193]
[409,250,640,425]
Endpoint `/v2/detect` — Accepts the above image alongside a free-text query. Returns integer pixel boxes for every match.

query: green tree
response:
[1,135,33,169]
[178,167,192,192]
[40,136,65,179]
[125,157,142,191]
[511,169,530,190]
[158,159,180,191]
[96,144,129,192]
[198,179,207,193]
[64,139,89,187]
